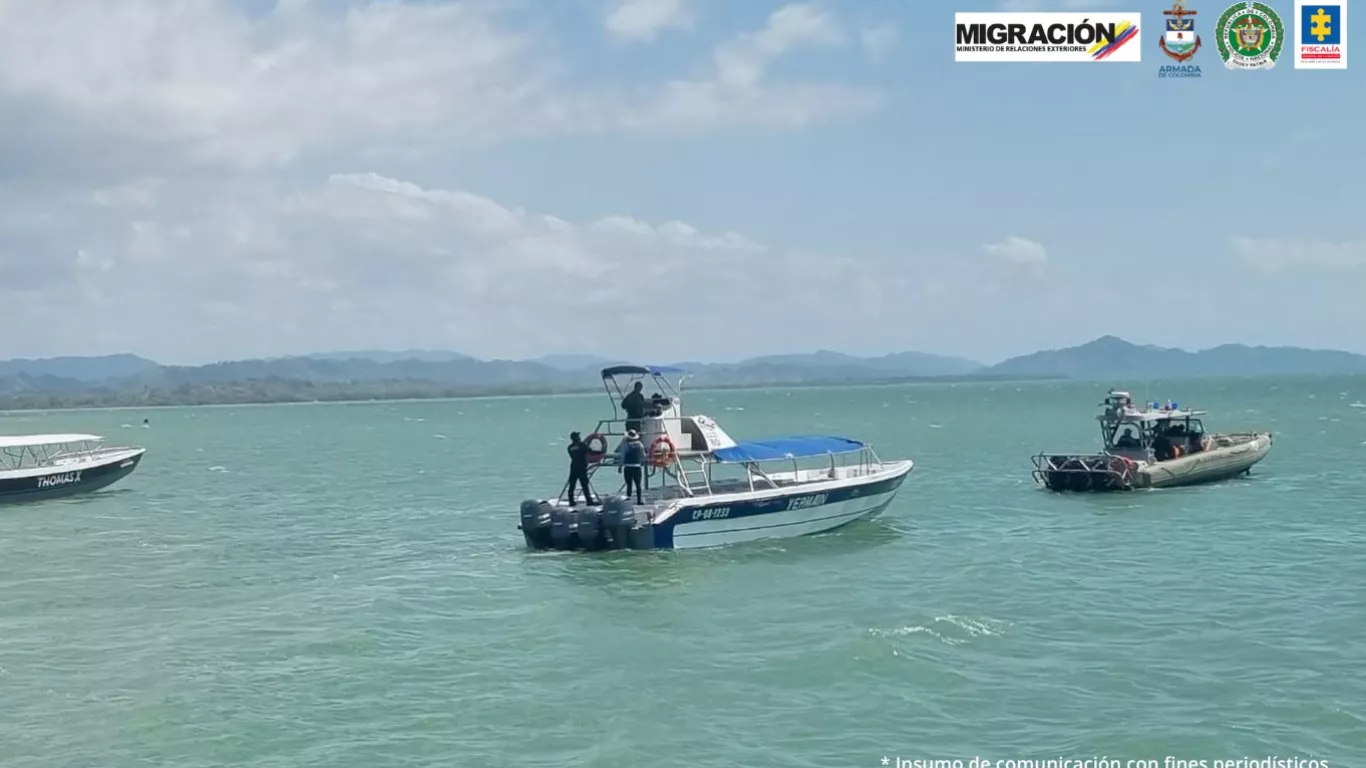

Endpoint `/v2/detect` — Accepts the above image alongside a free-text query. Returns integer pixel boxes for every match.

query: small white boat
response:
[518,364,915,551]
[1031,389,1272,492]
[0,434,146,504]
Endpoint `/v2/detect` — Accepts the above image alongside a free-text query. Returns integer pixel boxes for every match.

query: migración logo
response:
[955,13,1142,62]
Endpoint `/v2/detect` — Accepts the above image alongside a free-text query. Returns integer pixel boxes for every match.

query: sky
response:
[0,0,1361,366]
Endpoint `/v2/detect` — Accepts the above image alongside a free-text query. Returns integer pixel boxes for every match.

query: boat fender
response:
[648,435,677,467]
[1108,456,1135,479]
[1201,436,1212,451]
[584,432,608,463]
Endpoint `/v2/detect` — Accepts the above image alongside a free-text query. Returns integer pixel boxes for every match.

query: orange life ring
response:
[584,432,608,463]
[648,435,677,467]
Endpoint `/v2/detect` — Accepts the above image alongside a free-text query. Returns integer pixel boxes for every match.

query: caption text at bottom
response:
[880,757,1329,768]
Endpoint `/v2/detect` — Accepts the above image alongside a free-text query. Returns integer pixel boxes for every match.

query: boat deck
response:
[554,461,900,509]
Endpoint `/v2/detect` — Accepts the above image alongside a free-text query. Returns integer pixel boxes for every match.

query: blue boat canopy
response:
[712,435,866,464]
[600,364,688,379]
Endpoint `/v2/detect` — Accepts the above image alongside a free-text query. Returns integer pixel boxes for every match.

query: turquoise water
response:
[1,377,1363,767]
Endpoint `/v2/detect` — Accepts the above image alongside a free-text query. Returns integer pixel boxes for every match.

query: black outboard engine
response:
[576,506,603,550]
[519,499,553,549]
[549,505,577,550]
[600,495,635,549]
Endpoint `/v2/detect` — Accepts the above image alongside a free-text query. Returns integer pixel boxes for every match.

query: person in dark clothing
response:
[648,392,670,416]
[621,381,646,434]
[565,431,596,507]
[1151,433,1174,461]
[617,429,646,504]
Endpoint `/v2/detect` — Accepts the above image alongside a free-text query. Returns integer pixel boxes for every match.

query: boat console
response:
[591,364,738,457]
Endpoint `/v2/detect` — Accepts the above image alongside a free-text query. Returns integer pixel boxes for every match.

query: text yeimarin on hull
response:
[955,12,1143,62]
[0,434,146,504]
[1294,0,1347,69]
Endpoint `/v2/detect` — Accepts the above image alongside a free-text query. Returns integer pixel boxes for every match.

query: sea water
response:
[0,377,1362,767]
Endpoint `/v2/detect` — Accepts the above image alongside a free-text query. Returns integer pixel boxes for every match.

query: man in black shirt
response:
[565,431,596,507]
[620,381,646,434]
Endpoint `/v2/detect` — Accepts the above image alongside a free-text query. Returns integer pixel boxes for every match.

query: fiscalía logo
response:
[1217,1,1285,68]
[954,13,1142,62]
[1294,0,1347,68]
[1159,0,1204,77]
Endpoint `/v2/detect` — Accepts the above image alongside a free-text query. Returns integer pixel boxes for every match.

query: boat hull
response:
[520,460,913,551]
[659,464,911,549]
[1136,432,1271,489]
[0,449,146,505]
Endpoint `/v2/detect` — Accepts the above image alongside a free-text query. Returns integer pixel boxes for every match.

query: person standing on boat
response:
[621,381,646,434]
[565,431,596,507]
[617,429,646,505]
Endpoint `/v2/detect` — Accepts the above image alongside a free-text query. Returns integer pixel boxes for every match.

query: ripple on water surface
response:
[1,379,1364,767]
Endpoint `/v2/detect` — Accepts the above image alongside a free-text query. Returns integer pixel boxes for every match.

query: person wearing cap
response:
[621,381,646,434]
[565,431,596,507]
[616,429,646,504]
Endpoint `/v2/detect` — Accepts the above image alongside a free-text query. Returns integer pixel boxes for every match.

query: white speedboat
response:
[518,364,914,551]
[0,434,146,504]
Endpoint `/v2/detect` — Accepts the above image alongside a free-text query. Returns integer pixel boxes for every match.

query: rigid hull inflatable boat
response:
[518,364,915,551]
[1031,389,1272,492]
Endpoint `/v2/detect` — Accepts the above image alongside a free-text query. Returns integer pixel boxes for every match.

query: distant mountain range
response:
[986,335,1366,379]
[1,336,1363,409]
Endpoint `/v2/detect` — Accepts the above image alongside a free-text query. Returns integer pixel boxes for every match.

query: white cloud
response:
[0,0,878,171]
[605,0,692,42]
[1229,237,1366,273]
[0,173,902,362]
[713,3,844,90]
[626,2,878,133]
[982,236,1048,264]
[860,24,897,62]
[0,1,908,363]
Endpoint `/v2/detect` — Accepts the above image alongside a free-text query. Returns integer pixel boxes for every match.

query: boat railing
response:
[1,440,134,470]
[1030,451,1136,490]
[557,443,892,504]
[49,444,132,464]
[585,417,693,456]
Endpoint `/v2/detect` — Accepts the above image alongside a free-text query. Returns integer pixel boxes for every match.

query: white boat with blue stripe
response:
[518,364,915,551]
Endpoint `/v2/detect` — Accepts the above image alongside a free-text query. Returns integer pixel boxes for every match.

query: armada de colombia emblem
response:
[1162,0,1202,61]
[1217,1,1285,69]
[1159,0,1204,77]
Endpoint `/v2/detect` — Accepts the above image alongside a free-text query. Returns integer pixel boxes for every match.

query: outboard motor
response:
[600,496,634,549]
[549,506,577,550]
[519,499,554,549]
[576,506,603,550]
